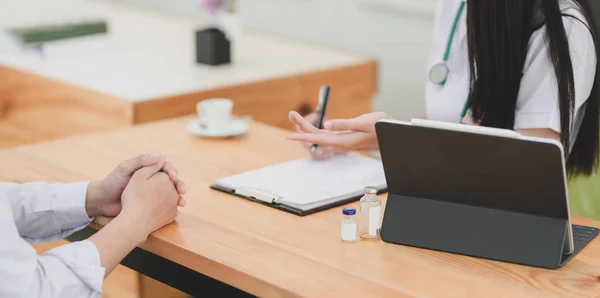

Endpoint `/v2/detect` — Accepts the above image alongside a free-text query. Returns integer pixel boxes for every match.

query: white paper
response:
[215,155,386,211]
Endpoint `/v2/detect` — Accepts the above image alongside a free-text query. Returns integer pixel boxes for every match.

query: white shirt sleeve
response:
[0,182,93,242]
[515,14,596,135]
[0,194,105,298]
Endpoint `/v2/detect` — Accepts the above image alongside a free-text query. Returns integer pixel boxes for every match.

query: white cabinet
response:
[114,0,436,120]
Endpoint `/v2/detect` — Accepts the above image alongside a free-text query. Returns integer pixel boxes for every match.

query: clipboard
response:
[210,184,386,216]
[210,155,388,216]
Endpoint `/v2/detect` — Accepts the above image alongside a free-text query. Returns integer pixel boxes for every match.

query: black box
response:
[195,28,231,66]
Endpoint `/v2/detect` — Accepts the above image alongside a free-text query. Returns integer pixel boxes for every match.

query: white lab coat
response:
[0,182,105,298]
[426,0,596,150]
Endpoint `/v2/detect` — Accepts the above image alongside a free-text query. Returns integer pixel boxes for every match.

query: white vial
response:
[359,187,382,240]
[341,207,357,242]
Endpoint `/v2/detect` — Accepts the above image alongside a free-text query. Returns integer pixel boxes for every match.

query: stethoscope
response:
[428,1,471,121]
[429,1,465,86]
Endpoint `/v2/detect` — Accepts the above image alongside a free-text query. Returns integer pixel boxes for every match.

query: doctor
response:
[288,0,600,176]
[0,154,187,297]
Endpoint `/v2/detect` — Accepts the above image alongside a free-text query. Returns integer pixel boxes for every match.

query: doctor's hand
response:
[85,154,187,218]
[294,112,345,159]
[287,111,393,152]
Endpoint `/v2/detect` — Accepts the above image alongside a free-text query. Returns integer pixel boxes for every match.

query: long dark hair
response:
[466,0,600,177]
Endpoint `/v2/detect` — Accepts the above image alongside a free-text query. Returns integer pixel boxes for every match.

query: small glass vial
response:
[341,207,357,242]
[359,187,382,240]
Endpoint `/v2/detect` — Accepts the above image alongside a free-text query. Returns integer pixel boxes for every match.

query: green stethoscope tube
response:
[428,1,471,121]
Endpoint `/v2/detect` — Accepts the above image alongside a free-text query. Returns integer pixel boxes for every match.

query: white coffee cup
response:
[196,98,233,132]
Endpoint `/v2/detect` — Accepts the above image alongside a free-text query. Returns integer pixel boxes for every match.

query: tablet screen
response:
[376,122,569,220]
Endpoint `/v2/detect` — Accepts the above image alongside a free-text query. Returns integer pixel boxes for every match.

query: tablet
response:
[375,119,574,254]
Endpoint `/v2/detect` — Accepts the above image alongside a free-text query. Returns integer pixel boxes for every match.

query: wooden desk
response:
[1,117,599,297]
[0,0,375,148]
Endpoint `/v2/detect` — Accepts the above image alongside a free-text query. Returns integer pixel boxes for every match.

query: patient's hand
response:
[120,160,181,239]
[86,154,187,218]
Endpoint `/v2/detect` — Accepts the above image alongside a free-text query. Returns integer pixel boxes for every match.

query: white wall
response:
[114,0,436,120]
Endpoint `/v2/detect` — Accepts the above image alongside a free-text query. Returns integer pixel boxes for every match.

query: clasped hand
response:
[85,154,186,238]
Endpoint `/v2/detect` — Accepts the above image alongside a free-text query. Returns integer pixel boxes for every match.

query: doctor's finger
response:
[312,146,345,160]
[303,112,318,124]
[287,132,335,145]
[289,111,321,133]
[287,132,361,150]
[323,118,368,132]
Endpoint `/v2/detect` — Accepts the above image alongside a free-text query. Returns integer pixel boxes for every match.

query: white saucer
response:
[186,119,249,138]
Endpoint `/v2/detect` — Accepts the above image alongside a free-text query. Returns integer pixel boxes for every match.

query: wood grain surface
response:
[0,66,131,148]
[1,116,599,297]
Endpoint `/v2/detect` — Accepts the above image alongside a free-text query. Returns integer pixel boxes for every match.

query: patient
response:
[0,153,187,298]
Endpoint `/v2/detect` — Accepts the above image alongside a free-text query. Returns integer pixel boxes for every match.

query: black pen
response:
[311,85,330,153]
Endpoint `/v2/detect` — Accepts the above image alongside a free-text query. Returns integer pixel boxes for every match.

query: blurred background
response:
[117,0,437,120]
[0,0,598,297]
